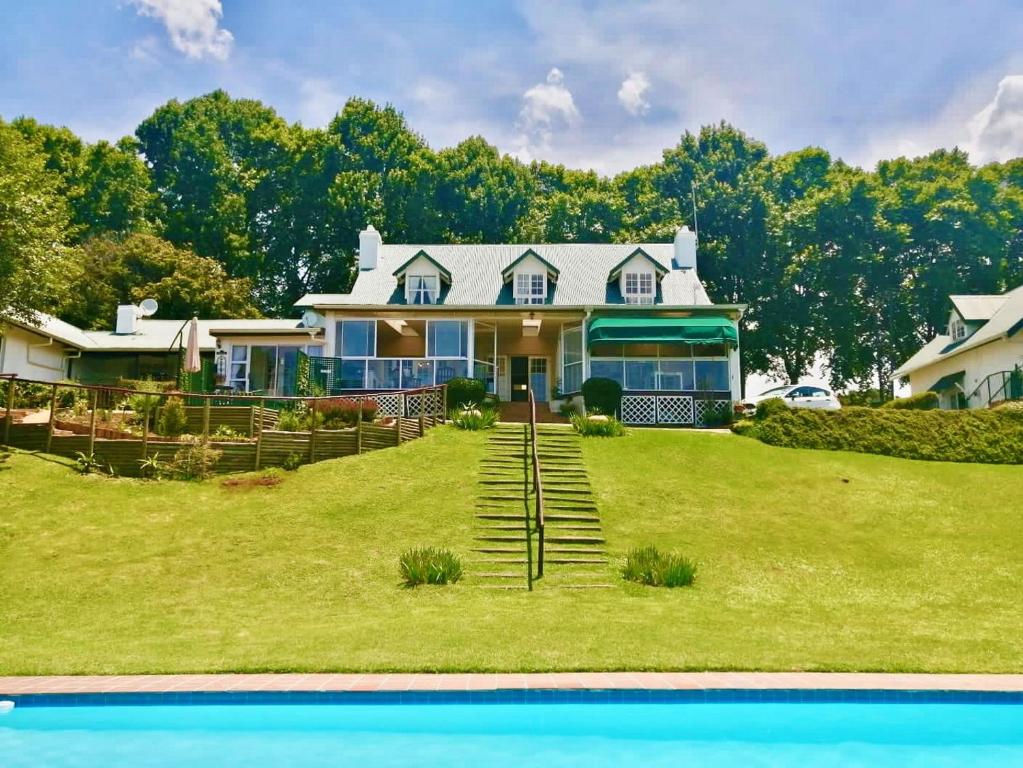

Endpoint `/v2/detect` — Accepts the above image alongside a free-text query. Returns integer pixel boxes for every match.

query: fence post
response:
[441,384,448,423]
[202,397,211,439]
[248,405,256,437]
[142,405,150,461]
[308,399,318,463]
[254,398,265,470]
[396,394,404,445]
[3,377,14,446]
[419,407,425,437]
[356,402,363,455]
[87,390,98,456]
[45,384,58,453]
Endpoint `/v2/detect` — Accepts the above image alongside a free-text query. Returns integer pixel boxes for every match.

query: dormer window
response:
[624,272,654,305]
[515,272,546,305]
[949,315,966,341]
[407,274,438,305]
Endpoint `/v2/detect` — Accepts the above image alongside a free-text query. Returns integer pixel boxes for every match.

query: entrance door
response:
[510,356,529,401]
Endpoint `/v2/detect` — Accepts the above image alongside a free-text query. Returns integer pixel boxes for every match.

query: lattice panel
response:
[656,395,694,425]
[371,393,401,417]
[694,399,732,426]
[404,389,443,417]
[621,395,657,424]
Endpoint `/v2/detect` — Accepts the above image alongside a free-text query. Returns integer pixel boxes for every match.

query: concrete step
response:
[546,535,605,544]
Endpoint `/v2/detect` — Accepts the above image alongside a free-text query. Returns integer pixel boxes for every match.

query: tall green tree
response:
[62,233,261,330]
[0,121,75,321]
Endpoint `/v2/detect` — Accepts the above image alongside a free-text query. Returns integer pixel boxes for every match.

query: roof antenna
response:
[690,181,700,244]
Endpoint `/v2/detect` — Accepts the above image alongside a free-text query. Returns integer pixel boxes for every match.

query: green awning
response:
[588,316,738,347]
[928,371,965,392]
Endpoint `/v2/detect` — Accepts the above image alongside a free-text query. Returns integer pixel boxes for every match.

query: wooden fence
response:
[1,375,444,477]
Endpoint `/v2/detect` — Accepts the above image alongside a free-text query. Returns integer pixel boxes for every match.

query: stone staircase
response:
[470,423,611,590]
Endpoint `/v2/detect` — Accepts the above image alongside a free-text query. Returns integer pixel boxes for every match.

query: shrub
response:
[276,408,305,432]
[570,413,625,437]
[582,377,623,417]
[124,380,163,425]
[211,424,248,441]
[169,439,222,480]
[73,451,110,476]
[157,397,188,437]
[881,391,939,410]
[445,377,487,409]
[399,547,463,587]
[450,403,499,430]
[622,546,697,588]
[281,452,303,471]
[317,398,378,429]
[753,397,789,421]
[839,388,883,408]
[137,453,168,480]
[751,406,1023,464]
[700,400,735,427]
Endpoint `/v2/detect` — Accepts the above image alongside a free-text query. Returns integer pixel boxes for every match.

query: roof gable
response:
[607,248,669,282]
[500,249,560,282]
[392,250,452,283]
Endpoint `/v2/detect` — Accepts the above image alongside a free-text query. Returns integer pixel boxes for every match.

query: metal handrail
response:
[528,387,545,580]
[966,368,1022,407]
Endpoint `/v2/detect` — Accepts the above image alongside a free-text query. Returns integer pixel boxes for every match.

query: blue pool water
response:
[2,696,1022,767]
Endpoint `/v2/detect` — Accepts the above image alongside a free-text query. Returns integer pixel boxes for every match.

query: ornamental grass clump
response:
[571,413,625,437]
[450,403,498,430]
[399,547,463,587]
[622,546,697,588]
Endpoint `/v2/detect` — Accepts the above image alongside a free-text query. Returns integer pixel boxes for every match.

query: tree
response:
[61,233,260,329]
[0,120,75,321]
[517,163,623,242]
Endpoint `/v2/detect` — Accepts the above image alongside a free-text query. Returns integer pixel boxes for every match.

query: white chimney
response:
[673,225,697,270]
[115,304,139,335]
[358,225,382,270]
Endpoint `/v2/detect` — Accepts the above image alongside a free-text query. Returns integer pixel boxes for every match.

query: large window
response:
[228,343,322,394]
[561,324,584,394]
[589,344,730,393]
[427,320,468,358]
[336,320,376,357]
[949,315,967,340]
[407,275,439,305]
[624,272,654,305]
[515,272,546,305]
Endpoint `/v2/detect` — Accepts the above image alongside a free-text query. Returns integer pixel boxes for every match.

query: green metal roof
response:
[928,371,965,392]
[607,248,669,282]
[588,316,738,347]
[500,249,560,282]
[392,250,452,283]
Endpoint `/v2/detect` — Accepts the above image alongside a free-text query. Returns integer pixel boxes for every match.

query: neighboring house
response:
[293,225,745,426]
[893,285,1023,409]
[1,309,323,396]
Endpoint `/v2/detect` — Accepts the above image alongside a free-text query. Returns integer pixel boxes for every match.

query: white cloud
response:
[129,0,233,60]
[513,67,581,161]
[617,71,651,115]
[966,75,1023,163]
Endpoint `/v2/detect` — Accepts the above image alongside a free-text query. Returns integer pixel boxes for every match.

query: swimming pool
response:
[2,691,1021,767]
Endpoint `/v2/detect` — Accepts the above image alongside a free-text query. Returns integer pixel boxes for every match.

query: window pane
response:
[249,346,278,392]
[401,359,435,388]
[563,361,583,393]
[277,347,299,396]
[427,320,467,357]
[367,359,401,389]
[590,360,624,387]
[694,360,729,391]
[436,359,468,384]
[339,359,367,389]
[625,360,657,391]
[305,344,324,357]
[231,345,248,362]
[658,360,693,390]
[563,326,582,364]
[339,321,375,357]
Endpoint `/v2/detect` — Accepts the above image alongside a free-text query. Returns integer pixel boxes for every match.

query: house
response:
[893,285,1023,409]
[1,308,323,395]
[290,225,745,426]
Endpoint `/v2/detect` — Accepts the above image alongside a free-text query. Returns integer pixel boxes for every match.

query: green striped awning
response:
[588,316,738,347]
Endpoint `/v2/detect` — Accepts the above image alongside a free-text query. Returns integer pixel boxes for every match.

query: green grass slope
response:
[0,428,1020,674]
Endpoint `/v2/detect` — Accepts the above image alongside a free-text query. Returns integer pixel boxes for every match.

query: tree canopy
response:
[3,91,1023,396]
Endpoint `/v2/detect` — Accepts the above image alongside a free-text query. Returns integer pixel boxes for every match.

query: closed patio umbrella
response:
[184,317,202,374]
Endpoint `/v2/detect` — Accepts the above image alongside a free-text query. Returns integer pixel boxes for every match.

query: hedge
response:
[581,377,623,417]
[880,391,939,410]
[738,406,1023,464]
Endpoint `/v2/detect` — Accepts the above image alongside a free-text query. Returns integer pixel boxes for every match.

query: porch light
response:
[384,319,418,336]
[522,317,542,337]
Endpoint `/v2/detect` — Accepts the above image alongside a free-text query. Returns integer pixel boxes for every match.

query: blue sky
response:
[4,0,1023,173]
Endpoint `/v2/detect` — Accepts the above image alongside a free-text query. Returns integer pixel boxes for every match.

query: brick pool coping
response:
[2,672,1022,695]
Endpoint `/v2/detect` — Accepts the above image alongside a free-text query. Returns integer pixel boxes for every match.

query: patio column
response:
[582,312,591,382]
[729,318,742,402]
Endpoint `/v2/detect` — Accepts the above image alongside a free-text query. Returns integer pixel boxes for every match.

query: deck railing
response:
[966,368,1023,408]
[0,375,448,475]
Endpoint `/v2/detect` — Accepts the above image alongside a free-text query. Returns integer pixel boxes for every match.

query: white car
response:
[742,384,842,414]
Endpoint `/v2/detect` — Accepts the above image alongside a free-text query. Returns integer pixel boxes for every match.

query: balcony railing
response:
[307,356,469,395]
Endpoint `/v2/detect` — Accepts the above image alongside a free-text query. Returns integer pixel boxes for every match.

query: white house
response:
[893,285,1023,408]
[293,226,746,426]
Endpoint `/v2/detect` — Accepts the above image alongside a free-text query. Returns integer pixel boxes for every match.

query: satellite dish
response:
[138,298,159,317]
[301,309,321,328]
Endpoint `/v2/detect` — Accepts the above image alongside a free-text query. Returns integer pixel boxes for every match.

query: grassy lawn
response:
[1,427,1020,674]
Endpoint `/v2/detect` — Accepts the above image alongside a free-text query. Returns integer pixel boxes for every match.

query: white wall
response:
[0,326,69,382]
[907,336,1023,407]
